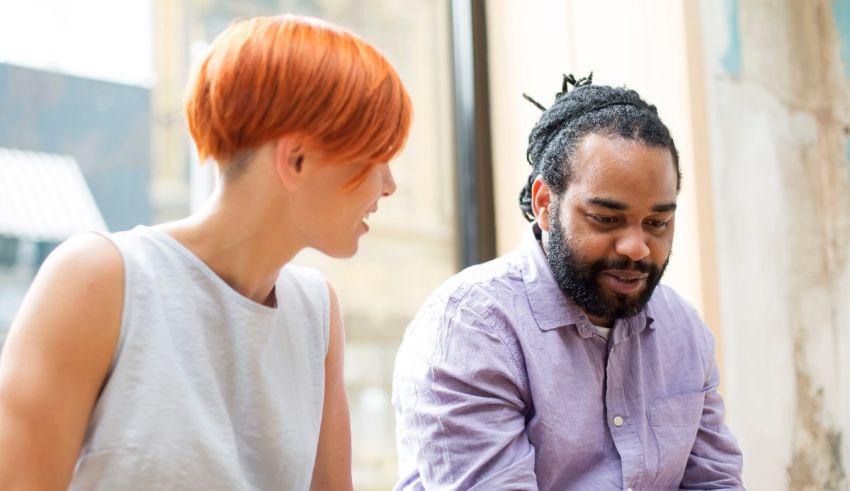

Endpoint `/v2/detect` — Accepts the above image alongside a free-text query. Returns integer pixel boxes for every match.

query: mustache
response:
[590,257,655,275]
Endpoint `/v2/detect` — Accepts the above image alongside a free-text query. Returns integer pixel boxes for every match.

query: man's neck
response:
[585,312,613,328]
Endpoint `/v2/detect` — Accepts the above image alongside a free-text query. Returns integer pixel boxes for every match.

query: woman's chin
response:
[318,241,359,259]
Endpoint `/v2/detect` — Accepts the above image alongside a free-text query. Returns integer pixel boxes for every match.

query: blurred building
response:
[0,63,151,231]
[0,63,149,342]
[0,146,109,340]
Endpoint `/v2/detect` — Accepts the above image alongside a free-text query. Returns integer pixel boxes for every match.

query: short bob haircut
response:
[185,15,412,174]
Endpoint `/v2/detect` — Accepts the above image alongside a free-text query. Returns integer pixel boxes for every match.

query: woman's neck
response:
[157,177,303,305]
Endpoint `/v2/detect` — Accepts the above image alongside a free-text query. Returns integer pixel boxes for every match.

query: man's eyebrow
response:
[587,197,628,211]
[651,203,677,213]
[587,197,677,213]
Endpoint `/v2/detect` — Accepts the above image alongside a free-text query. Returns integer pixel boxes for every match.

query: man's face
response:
[538,133,678,326]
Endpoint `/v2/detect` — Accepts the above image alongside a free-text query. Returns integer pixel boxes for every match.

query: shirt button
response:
[626,488,634,491]
[613,416,624,427]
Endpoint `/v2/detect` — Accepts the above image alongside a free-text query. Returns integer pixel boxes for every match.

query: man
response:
[392,76,743,490]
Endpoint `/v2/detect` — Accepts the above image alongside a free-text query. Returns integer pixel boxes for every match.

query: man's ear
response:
[274,136,305,191]
[531,176,553,231]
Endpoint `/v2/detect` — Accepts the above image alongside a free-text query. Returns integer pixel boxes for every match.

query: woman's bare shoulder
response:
[0,233,126,488]
[2,232,125,377]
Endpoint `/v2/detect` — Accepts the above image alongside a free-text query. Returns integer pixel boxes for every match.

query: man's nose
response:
[614,226,651,263]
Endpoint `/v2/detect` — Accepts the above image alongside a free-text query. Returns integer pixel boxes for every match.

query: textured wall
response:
[701,0,850,488]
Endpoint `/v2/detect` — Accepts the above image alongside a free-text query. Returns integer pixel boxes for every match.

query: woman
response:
[0,14,411,490]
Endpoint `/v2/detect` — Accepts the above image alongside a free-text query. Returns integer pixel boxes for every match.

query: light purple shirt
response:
[392,224,743,490]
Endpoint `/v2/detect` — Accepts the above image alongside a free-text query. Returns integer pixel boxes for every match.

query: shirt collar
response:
[519,222,655,336]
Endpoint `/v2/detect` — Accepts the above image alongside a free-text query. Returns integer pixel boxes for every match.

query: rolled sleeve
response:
[393,295,537,490]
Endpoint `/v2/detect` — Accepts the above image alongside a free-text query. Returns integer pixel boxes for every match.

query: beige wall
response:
[151,0,192,223]
[486,0,572,255]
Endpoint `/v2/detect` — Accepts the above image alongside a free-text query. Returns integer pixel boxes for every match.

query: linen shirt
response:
[392,224,743,490]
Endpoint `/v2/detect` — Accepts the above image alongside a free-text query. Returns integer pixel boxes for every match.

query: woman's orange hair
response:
[185,15,412,171]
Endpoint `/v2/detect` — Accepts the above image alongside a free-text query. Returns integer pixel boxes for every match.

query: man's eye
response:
[590,215,618,224]
[646,220,668,229]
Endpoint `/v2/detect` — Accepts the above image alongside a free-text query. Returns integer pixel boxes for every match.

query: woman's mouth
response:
[361,208,376,231]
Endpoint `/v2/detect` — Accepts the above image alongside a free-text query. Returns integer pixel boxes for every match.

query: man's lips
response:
[600,270,648,295]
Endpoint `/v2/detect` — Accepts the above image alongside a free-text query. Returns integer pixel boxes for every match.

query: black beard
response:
[546,215,669,323]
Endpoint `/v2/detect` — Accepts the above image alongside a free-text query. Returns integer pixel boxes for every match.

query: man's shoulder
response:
[417,250,525,318]
[649,283,705,315]
[398,251,528,379]
[647,284,714,345]
[413,251,525,330]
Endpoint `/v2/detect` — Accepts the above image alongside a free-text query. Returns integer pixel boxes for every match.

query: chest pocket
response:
[648,391,704,484]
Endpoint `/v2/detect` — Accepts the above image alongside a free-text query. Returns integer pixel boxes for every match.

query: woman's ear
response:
[274,136,305,191]
[531,176,553,231]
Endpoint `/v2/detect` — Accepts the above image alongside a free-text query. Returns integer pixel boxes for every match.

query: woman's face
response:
[293,154,397,258]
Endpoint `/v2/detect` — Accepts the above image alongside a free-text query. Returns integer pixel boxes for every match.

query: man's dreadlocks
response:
[519,73,681,221]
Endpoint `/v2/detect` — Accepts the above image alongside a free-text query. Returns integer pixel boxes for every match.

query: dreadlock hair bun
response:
[519,82,681,222]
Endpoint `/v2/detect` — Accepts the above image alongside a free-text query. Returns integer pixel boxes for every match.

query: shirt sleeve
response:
[680,324,745,489]
[392,293,537,490]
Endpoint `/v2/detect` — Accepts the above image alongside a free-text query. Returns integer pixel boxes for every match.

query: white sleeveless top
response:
[69,226,330,490]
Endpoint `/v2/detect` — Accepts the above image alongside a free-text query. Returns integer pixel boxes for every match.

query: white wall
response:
[700,0,850,488]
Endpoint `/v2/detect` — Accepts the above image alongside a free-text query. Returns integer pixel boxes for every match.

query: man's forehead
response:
[573,134,674,167]
[558,140,677,212]
[569,135,676,187]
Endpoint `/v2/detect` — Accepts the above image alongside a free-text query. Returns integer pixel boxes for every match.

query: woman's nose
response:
[381,164,397,197]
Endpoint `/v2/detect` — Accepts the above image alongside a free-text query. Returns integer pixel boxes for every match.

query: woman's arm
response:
[0,234,123,490]
[310,282,353,491]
